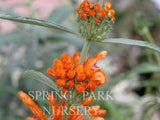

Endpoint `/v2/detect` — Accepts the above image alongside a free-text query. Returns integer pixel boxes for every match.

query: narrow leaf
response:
[21,70,59,91]
[97,38,160,53]
[0,13,79,36]
[73,105,93,120]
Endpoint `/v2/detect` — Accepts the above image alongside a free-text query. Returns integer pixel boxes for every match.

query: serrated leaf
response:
[73,105,93,120]
[96,38,160,53]
[0,13,79,36]
[122,63,160,79]
[21,70,59,91]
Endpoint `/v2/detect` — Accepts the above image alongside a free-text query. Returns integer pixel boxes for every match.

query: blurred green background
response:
[0,0,160,120]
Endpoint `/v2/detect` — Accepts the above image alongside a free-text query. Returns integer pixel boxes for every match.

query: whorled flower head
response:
[19,91,106,120]
[76,0,115,41]
[47,51,107,94]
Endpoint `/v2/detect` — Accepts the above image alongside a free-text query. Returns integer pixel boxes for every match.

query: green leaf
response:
[21,70,59,91]
[73,105,93,120]
[122,63,160,79]
[97,38,160,53]
[0,13,79,36]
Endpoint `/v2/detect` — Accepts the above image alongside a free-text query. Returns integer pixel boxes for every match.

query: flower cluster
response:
[76,0,115,41]
[47,51,107,94]
[19,91,106,120]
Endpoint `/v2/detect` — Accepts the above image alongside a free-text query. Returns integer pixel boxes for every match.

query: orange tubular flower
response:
[67,70,76,79]
[104,1,112,11]
[82,81,88,88]
[61,53,73,64]
[88,10,95,16]
[81,12,87,18]
[90,71,106,86]
[19,91,106,120]
[18,91,46,120]
[76,7,81,12]
[73,52,80,66]
[112,17,115,22]
[56,79,66,87]
[26,117,36,120]
[94,3,100,11]
[76,72,86,82]
[98,11,105,18]
[62,88,67,93]
[48,51,107,93]
[56,69,66,79]
[80,96,93,106]
[53,58,64,70]
[75,84,85,93]
[67,80,74,88]
[83,6,90,12]
[95,18,100,23]
[108,9,115,17]
[88,81,96,91]
[47,68,56,77]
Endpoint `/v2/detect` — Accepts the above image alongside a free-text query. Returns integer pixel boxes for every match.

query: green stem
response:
[79,40,91,64]
[142,27,160,93]
[99,0,104,7]
[143,27,160,69]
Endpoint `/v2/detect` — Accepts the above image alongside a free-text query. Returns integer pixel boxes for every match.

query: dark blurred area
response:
[0,0,160,120]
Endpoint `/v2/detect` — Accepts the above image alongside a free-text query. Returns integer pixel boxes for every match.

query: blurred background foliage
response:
[0,0,160,120]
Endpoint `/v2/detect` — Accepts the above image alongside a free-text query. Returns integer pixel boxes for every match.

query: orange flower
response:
[75,64,83,73]
[88,10,95,16]
[82,81,88,88]
[94,3,100,11]
[95,18,100,23]
[26,117,36,120]
[62,88,67,93]
[98,11,105,18]
[77,13,81,16]
[80,3,84,8]
[61,53,73,64]
[56,69,66,79]
[101,9,107,15]
[88,21,91,24]
[67,69,76,79]
[48,51,107,93]
[84,68,95,78]
[75,84,85,93]
[83,51,107,70]
[47,68,56,77]
[112,17,115,22]
[90,71,106,86]
[76,72,86,82]
[18,91,46,120]
[64,62,74,70]
[76,7,81,12]
[81,12,87,18]
[67,80,74,88]
[56,78,66,87]
[83,0,89,7]
[108,9,115,17]
[104,1,112,11]
[73,52,80,66]
[80,96,93,106]
[83,6,90,12]
[19,91,106,120]
[53,58,64,70]
[88,81,96,91]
